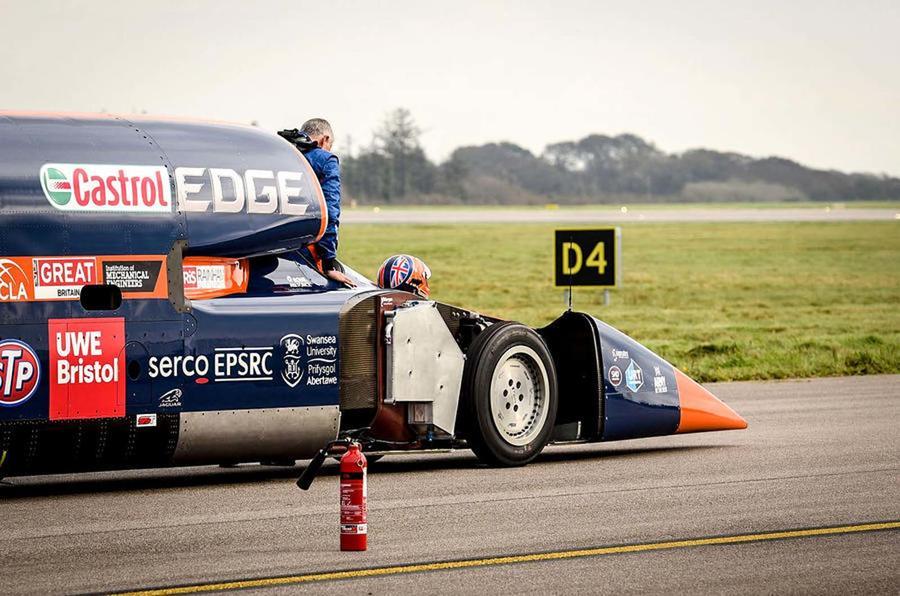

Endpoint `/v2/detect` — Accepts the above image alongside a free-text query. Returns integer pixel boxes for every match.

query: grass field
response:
[340,221,900,382]
[344,200,900,212]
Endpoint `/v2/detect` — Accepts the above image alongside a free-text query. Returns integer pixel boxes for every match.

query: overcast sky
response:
[1,0,897,175]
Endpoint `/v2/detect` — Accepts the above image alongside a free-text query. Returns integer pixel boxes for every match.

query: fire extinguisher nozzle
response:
[296,449,327,490]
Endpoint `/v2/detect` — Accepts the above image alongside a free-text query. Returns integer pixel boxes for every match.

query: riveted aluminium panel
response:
[172,405,339,464]
[387,301,465,435]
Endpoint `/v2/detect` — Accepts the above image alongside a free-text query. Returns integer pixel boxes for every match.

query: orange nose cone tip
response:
[675,369,748,433]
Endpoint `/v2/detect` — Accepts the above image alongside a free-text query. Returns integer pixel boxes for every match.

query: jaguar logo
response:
[158,388,183,408]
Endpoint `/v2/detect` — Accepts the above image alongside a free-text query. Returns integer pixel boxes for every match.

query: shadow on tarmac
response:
[0,443,732,499]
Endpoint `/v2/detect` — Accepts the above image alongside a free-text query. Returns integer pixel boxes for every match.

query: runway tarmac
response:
[342,206,898,224]
[1,375,898,595]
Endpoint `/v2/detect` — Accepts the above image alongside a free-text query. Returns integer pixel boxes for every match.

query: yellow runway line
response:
[117,521,900,595]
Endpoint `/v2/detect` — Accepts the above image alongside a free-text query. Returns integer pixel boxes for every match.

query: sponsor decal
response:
[653,375,668,394]
[183,265,227,291]
[653,365,668,394]
[608,365,622,387]
[0,256,167,302]
[280,334,304,388]
[136,413,157,428]
[103,260,163,293]
[42,166,72,205]
[40,164,171,213]
[0,339,41,407]
[149,346,274,383]
[610,348,629,362]
[286,274,312,289]
[32,257,98,300]
[175,167,311,215]
[625,359,644,392]
[49,318,125,420]
[304,334,337,386]
[158,388,183,408]
[0,258,32,302]
[181,257,248,300]
[148,334,338,387]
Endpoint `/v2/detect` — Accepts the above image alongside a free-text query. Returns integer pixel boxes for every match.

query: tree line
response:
[340,108,900,204]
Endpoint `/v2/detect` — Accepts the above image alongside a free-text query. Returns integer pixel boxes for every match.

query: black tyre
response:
[460,322,558,466]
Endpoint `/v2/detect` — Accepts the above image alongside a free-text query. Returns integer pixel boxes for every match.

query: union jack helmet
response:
[376,254,431,298]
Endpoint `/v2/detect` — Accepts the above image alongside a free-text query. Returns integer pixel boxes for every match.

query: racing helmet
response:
[376,254,431,298]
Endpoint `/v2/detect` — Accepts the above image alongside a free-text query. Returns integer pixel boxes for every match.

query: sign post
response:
[554,228,621,308]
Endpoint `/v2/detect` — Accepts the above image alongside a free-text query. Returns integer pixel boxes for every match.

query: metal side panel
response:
[172,405,339,464]
[386,301,465,435]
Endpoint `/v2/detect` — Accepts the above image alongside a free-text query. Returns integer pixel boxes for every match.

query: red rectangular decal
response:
[33,257,99,300]
[48,317,126,420]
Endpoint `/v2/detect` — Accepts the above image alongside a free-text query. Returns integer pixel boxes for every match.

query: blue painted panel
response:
[0,113,324,260]
[145,285,355,413]
[588,317,680,441]
[136,118,325,257]
[0,114,183,257]
[0,313,183,422]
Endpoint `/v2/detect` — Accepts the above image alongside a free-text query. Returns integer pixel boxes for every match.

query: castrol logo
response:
[0,339,41,407]
[40,163,171,213]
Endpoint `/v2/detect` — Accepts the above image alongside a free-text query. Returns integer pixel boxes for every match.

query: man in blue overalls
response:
[282,118,355,287]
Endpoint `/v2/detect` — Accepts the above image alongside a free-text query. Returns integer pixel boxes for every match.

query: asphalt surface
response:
[342,207,898,224]
[1,374,898,595]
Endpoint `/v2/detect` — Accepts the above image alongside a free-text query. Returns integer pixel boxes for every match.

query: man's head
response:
[300,118,334,152]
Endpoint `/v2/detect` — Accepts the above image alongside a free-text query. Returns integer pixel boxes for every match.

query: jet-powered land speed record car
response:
[0,112,746,476]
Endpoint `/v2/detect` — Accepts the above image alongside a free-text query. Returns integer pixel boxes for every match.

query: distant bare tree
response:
[340,110,900,204]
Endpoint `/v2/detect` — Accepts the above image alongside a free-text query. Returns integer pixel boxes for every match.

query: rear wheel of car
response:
[461,322,558,466]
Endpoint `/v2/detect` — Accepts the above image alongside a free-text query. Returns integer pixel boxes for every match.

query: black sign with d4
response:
[555,228,619,287]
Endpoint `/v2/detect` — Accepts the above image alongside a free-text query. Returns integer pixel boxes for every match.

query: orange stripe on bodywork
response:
[675,369,748,433]
[0,110,119,120]
[0,255,168,303]
[0,110,254,129]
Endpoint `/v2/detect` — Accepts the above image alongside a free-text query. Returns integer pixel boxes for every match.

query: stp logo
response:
[0,339,41,407]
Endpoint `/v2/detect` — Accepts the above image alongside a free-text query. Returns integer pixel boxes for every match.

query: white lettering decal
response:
[175,167,208,212]
[209,168,245,213]
[244,169,278,214]
[277,171,308,215]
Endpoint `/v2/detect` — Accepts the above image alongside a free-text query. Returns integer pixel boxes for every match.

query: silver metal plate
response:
[172,406,339,464]
[387,301,465,435]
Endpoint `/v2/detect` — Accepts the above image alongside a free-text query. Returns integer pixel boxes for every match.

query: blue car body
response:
[0,113,745,476]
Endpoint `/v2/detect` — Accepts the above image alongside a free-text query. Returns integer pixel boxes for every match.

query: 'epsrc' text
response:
[148,347,273,382]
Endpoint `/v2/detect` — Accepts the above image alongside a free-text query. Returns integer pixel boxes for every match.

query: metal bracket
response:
[383,301,465,436]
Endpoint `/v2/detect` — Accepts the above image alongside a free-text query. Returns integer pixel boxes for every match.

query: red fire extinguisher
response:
[339,442,368,551]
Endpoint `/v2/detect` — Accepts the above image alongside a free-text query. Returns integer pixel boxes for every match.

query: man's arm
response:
[316,154,341,271]
[314,154,355,287]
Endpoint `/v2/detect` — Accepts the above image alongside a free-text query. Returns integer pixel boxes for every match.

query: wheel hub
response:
[489,346,549,446]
